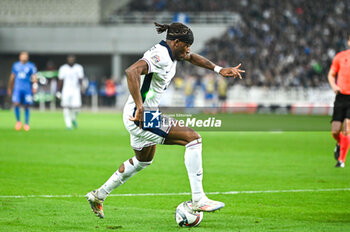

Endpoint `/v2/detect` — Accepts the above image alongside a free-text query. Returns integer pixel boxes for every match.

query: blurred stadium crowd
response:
[120,0,349,89]
[1,0,348,109]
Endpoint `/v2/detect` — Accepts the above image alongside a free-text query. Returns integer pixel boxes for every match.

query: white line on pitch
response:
[0,188,349,199]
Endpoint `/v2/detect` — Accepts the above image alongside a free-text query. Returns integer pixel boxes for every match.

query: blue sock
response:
[14,106,20,122]
[25,107,30,125]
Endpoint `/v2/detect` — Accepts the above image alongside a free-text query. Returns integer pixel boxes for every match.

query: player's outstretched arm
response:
[184,53,245,79]
[7,73,15,96]
[125,60,149,128]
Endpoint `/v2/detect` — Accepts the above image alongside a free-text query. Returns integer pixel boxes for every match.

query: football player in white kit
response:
[86,22,244,218]
[57,55,84,129]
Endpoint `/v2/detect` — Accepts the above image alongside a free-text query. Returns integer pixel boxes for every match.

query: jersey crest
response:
[151,55,160,63]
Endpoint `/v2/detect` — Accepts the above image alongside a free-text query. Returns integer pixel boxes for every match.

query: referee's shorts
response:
[332,93,350,122]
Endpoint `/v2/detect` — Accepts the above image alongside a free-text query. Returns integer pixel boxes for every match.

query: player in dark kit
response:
[328,35,350,168]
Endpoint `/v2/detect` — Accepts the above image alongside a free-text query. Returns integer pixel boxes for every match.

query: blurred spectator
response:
[201,73,216,107]
[99,77,117,106]
[217,76,228,110]
[185,75,196,108]
[173,12,190,24]
[105,78,116,106]
[86,79,98,97]
[122,0,350,89]
[85,77,98,106]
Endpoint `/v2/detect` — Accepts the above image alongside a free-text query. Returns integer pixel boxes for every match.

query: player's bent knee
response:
[331,131,340,138]
[135,145,156,162]
[133,156,152,171]
[119,156,152,178]
[185,137,202,148]
[187,131,201,143]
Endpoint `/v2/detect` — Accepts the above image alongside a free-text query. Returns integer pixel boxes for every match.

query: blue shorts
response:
[12,89,33,105]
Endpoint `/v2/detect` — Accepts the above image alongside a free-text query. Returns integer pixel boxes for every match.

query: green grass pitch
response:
[0,110,349,231]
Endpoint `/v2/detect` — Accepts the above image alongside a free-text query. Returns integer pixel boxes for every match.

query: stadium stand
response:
[115,0,349,89]
[0,0,348,109]
[0,0,100,25]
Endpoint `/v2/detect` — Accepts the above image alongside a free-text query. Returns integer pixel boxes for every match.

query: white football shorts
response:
[123,105,174,151]
[61,91,82,108]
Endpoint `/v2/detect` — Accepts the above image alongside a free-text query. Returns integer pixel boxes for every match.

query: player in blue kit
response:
[7,52,38,131]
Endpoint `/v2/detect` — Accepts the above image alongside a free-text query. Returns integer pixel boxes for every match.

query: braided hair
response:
[154,22,194,45]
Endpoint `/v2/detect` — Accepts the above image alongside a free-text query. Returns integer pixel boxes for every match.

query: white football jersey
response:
[125,40,178,111]
[58,63,84,94]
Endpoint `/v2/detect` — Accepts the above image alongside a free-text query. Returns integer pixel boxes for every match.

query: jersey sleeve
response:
[58,66,65,80]
[331,53,340,73]
[140,47,168,75]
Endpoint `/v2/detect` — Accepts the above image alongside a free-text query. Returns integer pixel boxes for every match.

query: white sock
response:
[70,109,78,122]
[63,108,72,128]
[185,138,205,202]
[97,156,152,200]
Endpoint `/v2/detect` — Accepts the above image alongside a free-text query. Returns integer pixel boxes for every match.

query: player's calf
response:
[185,138,205,202]
[334,143,340,160]
[96,156,153,200]
[86,154,153,218]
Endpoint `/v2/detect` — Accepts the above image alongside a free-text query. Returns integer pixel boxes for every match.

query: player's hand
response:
[56,91,62,99]
[7,89,12,96]
[220,63,245,79]
[333,86,341,94]
[129,106,144,129]
[32,83,38,94]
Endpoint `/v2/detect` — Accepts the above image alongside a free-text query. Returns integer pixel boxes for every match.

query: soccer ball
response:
[175,201,203,227]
